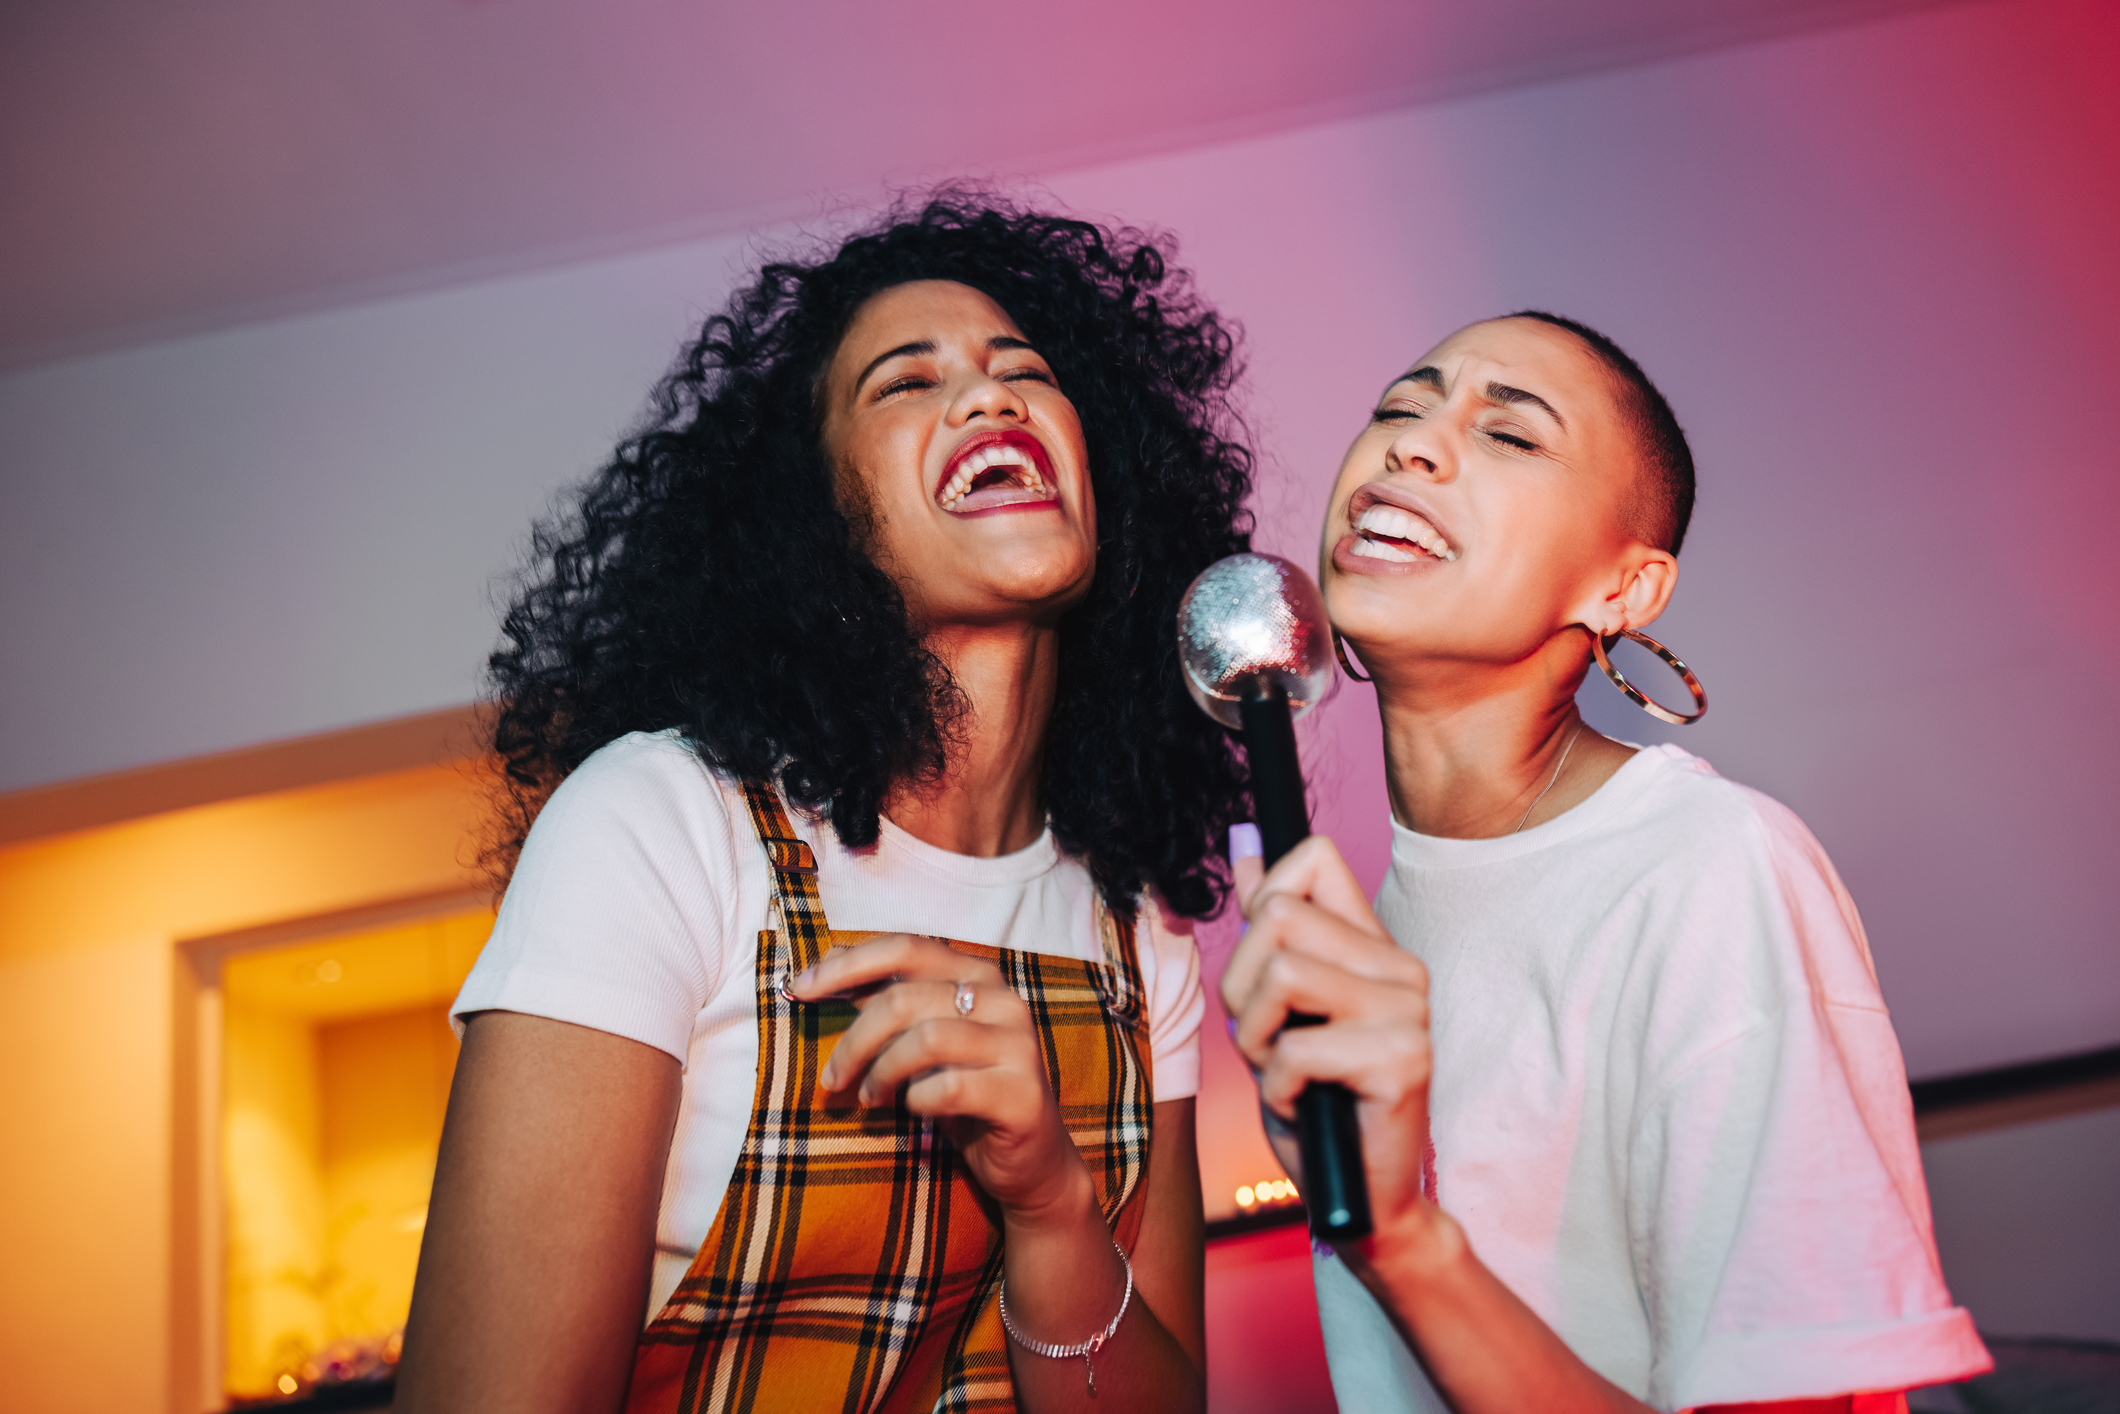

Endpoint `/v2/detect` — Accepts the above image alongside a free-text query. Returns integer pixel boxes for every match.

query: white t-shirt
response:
[1314,744,1988,1413]
[453,730,1205,1319]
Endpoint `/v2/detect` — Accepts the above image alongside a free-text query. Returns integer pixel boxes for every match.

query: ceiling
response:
[0,0,1957,371]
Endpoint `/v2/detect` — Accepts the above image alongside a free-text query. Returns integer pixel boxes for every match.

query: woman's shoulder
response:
[513,729,766,894]
[464,731,768,1063]
[1611,745,1828,871]
[564,727,716,790]
[1612,744,1883,1010]
[542,729,736,825]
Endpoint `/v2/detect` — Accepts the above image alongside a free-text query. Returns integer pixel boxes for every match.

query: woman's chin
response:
[1324,579,1449,664]
[918,553,1095,626]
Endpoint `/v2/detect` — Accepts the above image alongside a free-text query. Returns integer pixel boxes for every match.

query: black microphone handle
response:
[1237,681,1373,1241]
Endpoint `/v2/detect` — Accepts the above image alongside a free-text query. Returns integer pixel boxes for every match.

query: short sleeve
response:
[451,733,756,1065]
[1137,898,1205,1103]
[1627,799,1990,1410]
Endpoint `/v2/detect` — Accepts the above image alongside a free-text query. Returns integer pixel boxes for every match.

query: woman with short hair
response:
[1222,312,1990,1413]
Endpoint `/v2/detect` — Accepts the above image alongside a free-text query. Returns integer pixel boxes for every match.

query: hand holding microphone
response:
[1177,553,1378,1240]
[1220,829,1437,1258]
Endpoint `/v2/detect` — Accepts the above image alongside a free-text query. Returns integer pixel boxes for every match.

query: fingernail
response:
[1229,823,1262,861]
[1225,1017,1239,1041]
[794,966,816,990]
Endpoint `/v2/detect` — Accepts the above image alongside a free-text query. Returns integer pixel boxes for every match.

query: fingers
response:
[1253,892,1423,985]
[1230,822,1265,916]
[791,933,1004,1001]
[1255,835,1384,934]
[1219,837,1394,1014]
[819,974,1030,1100]
[1232,853,1264,914]
[1219,892,1426,1029]
[1254,1017,1431,1120]
[1226,939,1428,1072]
[1253,1021,1435,1229]
[901,1059,1033,1124]
[860,1018,1043,1116]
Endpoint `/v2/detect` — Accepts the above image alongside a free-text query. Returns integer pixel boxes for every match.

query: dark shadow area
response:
[1912,1337,2120,1414]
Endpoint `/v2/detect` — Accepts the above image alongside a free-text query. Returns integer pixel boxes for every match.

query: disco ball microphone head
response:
[1174,552,1373,1242]
[1176,552,1335,732]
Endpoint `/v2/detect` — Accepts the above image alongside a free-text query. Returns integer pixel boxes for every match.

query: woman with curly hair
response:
[395,193,1251,1414]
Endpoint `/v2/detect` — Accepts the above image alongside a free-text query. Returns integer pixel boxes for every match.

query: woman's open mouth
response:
[935,430,1058,514]
[1349,504,1457,562]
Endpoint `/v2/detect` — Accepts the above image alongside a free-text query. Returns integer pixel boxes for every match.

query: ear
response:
[1572,545,1678,639]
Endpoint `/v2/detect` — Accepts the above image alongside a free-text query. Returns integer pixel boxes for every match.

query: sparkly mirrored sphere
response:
[1174,552,1335,729]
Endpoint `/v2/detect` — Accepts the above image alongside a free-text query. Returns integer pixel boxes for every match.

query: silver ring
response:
[954,982,976,1018]
[776,972,797,1004]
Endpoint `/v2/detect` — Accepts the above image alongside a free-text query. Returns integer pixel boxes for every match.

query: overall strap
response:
[737,780,830,977]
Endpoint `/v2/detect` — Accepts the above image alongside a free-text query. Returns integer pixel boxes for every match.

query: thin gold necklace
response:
[1513,720,1584,835]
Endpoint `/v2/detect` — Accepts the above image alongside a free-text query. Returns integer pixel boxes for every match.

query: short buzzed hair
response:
[1506,310,1695,554]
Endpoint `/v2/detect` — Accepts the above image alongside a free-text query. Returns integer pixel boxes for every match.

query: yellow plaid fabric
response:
[628,782,1153,1414]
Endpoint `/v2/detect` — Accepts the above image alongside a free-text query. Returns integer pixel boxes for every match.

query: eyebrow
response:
[854,340,935,394]
[1386,365,1446,398]
[1383,366,1567,428]
[854,335,1041,397]
[1483,380,1567,428]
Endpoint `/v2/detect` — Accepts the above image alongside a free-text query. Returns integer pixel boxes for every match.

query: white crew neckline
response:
[1388,742,1694,871]
[853,811,1066,889]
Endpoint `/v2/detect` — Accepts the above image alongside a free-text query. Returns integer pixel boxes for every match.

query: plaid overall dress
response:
[628,783,1155,1414]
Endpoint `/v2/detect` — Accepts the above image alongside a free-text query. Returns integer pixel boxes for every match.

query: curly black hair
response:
[487,190,1255,918]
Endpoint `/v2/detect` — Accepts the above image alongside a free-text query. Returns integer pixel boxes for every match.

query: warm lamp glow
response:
[220,910,488,1399]
[1234,1178,1300,1211]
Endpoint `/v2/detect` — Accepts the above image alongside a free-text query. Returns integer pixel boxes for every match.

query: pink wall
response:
[1023,0,2120,1215]
[1046,0,2120,1060]
[0,0,2115,1372]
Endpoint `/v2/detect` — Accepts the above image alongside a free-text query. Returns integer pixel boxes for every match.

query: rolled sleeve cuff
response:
[1152,1034,1200,1103]
[1663,1307,1991,1411]
[451,965,697,1067]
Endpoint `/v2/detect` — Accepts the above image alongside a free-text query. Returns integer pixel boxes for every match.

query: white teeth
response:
[1353,504,1456,560]
[1350,536,1420,563]
[937,444,1046,509]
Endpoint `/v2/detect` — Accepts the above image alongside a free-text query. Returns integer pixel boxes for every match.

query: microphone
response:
[1177,552,1373,1241]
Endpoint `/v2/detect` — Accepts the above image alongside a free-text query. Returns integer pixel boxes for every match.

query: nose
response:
[950,368,1031,425]
[1385,422,1455,484]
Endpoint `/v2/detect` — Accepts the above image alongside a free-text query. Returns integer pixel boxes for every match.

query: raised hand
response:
[791,934,1089,1221]
[1218,835,1436,1244]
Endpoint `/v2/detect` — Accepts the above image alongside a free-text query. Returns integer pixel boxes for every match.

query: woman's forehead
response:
[844,279,1020,346]
[827,281,1026,399]
[1399,318,1612,415]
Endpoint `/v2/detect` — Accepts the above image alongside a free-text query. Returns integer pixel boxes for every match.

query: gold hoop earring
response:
[1592,628,1707,725]
[1334,631,1372,683]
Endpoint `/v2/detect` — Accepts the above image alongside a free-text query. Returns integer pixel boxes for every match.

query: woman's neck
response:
[1373,645,1633,840]
[884,621,1058,857]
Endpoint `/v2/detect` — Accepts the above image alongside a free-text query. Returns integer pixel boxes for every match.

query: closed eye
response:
[876,375,934,400]
[1372,405,1422,424]
[1486,429,1539,451]
[1000,367,1055,387]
